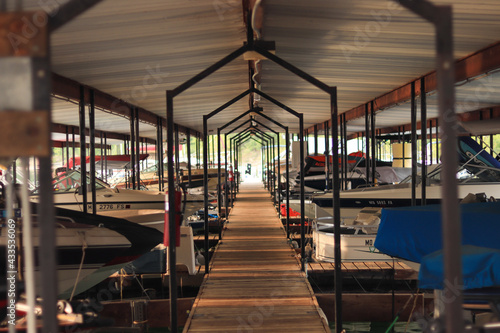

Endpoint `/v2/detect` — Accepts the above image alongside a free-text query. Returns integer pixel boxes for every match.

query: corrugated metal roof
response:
[260,0,500,133]
[11,0,500,138]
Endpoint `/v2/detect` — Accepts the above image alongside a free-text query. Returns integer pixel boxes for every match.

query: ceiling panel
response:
[10,0,500,138]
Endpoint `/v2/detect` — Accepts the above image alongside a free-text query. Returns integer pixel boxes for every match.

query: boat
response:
[286,152,413,195]
[374,201,500,264]
[99,210,199,275]
[63,154,150,171]
[311,137,500,223]
[0,206,164,300]
[374,201,500,330]
[184,206,221,235]
[31,169,166,212]
[312,207,393,262]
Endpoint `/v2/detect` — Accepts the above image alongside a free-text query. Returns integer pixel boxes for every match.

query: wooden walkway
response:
[183,179,330,332]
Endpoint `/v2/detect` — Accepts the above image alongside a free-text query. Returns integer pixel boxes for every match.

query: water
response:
[331,321,422,333]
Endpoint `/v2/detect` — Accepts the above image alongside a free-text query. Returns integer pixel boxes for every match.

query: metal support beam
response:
[325,121,330,191]
[299,114,305,272]
[89,89,97,215]
[430,120,433,164]
[342,114,348,191]
[104,133,108,182]
[175,124,180,182]
[364,104,370,185]
[49,0,104,32]
[166,91,178,333]
[398,2,463,331]
[187,131,192,187]
[100,131,103,179]
[330,87,342,333]
[370,101,376,186]
[224,133,228,238]
[72,127,76,168]
[285,127,290,238]
[421,79,427,205]
[172,45,248,97]
[217,128,222,221]
[203,115,210,275]
[436,118,439,163]
[411,81,417,206]
[130,107,136,190]
[136,107,140,189]
[66,126,70,171]
[314,124,318,156]
[79,85,88,213]
[339,118,344,190]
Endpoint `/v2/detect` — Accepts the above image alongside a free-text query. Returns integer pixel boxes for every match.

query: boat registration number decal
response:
[368,200,393,205]
[87,204,129,210]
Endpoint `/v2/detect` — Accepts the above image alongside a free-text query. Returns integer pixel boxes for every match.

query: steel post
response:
[217,128,222,221]
[339,117,344,190]
[325,121,330,191]
[166,91,178,333]
[364,104,370,185]
[89,89,97,215]
[331,87,342,333]
[285,127,290,238]
[187,131,192,187]
[370,102,376,186]
[224,133,228,239]
[130,107,136,190]
[66,126,70,171]
[397,2,463,331]
[203,116,210,274]
[341,113,349,189]
[136,107,140,189]
[411,81,417,206]
[175,124,180,182]
[79,86,87,213]
[421,78,427,205]
[299,114,305,271]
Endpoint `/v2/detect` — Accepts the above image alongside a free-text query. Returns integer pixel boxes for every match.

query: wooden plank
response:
[343,262,358,271]
[364,261,382,271]
[377,261,393,270]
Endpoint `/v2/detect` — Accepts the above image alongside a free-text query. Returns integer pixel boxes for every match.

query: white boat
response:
[99,210,198,275]
[312,207,393,262]
[30,170,166,212]
[1,208,163,299]
[311,164,500,224]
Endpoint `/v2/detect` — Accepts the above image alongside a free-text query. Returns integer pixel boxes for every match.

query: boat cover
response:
[374,202,500,263]
[419,245,500,290]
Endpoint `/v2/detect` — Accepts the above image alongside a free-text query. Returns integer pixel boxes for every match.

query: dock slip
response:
[183,179,330,332]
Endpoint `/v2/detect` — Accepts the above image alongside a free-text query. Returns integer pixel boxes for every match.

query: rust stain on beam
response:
[0,111,50,157]
[0,12,48,57]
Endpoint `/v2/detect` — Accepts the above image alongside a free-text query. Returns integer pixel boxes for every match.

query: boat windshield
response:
[32,170,108,194]
[399,163,500,185]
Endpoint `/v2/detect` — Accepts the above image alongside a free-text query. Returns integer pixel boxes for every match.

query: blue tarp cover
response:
[419,245,500,290]
[374,202,500,263]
